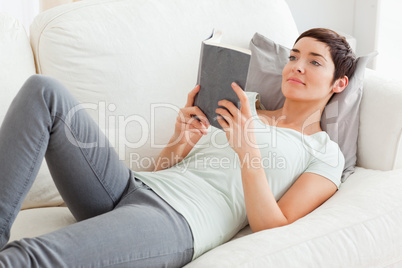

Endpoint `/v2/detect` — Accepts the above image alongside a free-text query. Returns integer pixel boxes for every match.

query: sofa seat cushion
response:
[10,207,75,242]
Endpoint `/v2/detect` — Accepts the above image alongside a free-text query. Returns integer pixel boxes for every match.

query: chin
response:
[281,86,305,101]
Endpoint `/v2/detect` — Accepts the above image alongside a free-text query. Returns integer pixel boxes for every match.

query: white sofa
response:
[1,0,402,267]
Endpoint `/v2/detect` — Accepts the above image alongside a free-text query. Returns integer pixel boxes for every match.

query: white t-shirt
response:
[133,91,344,259]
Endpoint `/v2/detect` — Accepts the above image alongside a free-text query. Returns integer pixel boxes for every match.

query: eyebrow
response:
[291,48,328,62]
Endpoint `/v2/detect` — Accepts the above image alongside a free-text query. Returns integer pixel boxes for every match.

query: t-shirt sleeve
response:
[304,141,345,189]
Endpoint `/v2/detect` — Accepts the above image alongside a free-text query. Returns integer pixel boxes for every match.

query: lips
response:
[287,77,306,85]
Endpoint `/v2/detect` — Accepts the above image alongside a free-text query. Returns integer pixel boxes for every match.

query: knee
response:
[17,75,76,108]
[24,74,53,86]
[20,75,68,97]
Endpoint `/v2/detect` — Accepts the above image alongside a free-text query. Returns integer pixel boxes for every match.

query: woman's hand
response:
[171,85,210,147]
[216,83,260,160]
[153,85,209,171]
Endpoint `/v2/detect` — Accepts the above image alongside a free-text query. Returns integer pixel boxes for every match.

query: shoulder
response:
[304,132,344,164]
[303,133,345,188]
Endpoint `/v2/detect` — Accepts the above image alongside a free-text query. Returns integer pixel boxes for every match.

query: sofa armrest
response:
[357,68,402,170]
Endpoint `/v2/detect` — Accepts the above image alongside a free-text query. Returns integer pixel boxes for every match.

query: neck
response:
[276,97,330,135]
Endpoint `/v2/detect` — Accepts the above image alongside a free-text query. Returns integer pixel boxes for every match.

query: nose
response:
[292,62,304,74]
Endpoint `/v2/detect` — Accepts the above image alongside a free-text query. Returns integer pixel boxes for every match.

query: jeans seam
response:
[102,247,194,267]
[53,113,117,204]
[0,130,48,240]
[116,183,148,205]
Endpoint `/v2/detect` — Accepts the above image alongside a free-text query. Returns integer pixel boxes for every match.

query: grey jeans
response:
[0,75,193,267]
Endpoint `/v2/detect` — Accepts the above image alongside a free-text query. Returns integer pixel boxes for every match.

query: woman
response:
[0,28,356,267]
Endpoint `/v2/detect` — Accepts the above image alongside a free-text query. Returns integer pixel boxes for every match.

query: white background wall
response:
[284,0,356,35]
[376,0,402,76]
[284,0,380,68]
[0,0,39,34]
[0,0,74,35]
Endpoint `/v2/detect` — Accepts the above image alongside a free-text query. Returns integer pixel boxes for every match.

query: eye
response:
[311,60,321,66]
[288,55,297,61]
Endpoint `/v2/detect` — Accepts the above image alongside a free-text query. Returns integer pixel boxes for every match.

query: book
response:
[194,30,251,130]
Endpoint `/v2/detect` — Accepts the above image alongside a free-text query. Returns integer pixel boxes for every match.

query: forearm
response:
[240,153,289,232]
[153,133,201,171]
[153,85,208,171]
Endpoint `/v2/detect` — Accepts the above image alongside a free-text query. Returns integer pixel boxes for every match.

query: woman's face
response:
[281,37,336,103]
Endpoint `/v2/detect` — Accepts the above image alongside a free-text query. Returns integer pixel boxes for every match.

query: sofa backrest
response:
[357,69,402,170]
[30,0,299,171]
[0,13,35,123]
[0,12,64,209]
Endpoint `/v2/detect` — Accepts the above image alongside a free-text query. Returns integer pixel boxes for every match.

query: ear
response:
[332,76,348,93]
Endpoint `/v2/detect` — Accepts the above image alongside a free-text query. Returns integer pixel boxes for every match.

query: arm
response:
[241,166,337,232]
[153,85,210,171]
[216,83,337,232]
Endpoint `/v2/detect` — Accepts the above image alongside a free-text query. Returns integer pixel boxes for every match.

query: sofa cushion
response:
[0,13,64,210]
[29,0,299,172]
[245,32,376,182]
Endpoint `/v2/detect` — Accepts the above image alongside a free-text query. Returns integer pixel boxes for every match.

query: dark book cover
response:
[194,30,251,130]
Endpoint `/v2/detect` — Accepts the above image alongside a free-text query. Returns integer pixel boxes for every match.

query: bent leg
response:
[0,75,130,248]
[0,179,194,267]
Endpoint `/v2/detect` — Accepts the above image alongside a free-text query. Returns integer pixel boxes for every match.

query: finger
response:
[183,126,204,138]
[178,116,207,132]
[217,100,241,120]
[178,114,208,134]
[185,125,206,136]
[185,85,201,107]
[180,106,210,127]
[215,107,234,119]
[216,115,229,129]
[231,82,250,113]
[216,112,232,128]
[187,117,208,134]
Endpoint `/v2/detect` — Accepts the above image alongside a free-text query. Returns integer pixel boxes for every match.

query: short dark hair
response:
[295,28,357,84]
